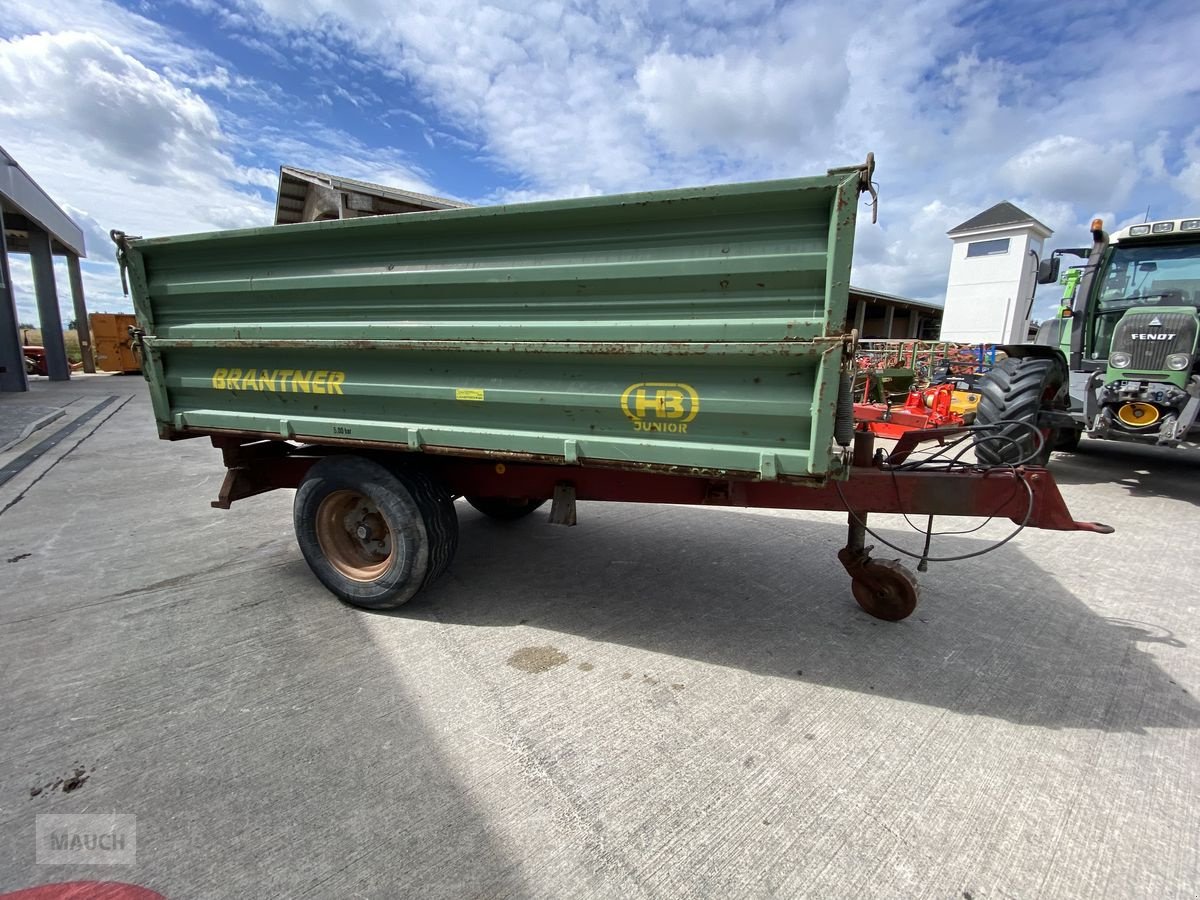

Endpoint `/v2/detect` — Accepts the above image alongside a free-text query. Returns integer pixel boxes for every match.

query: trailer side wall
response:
[126,171,863,480]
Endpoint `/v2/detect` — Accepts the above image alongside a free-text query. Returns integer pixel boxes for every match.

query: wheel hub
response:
[839,548,920,621]
[315,490,395,582]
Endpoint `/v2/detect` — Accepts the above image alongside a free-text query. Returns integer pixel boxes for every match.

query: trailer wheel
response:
[389,463,459,584]
[294,455,454,609]
[850,559,920,621]
[465,496,546,521]
[974,357,1065,466]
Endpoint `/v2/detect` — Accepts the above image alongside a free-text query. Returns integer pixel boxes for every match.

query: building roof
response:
[850,285,943,312]
[947,201,1051,237]
[275,165,469,225]
[0,145,86,257]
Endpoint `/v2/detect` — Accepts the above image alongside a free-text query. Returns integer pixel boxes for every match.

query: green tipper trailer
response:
[115,156,1108,621]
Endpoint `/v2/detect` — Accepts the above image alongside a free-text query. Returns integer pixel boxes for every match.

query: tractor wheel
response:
[465,496,546,521]
[1054,427,1082,452]
[294,455,457,609]
[974,357,1065,466]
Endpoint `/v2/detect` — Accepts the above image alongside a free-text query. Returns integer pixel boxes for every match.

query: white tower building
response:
[939,202,1052,344]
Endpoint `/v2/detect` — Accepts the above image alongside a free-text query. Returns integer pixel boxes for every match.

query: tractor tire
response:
[974,356,1065,467]
[1054,427,1082,452]
[294,455,457,610]
[465,496,547,521]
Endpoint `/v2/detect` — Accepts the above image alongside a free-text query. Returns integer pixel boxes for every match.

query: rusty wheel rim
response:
[315,490,395,582]
[850,560,920,621]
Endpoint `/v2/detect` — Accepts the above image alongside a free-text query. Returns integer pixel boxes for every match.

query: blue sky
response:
[3,0,1199,325]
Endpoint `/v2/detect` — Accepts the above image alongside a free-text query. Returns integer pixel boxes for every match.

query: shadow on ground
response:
[1052,438,1200,505]
[3,545,532,898]
[384,503,1200,735]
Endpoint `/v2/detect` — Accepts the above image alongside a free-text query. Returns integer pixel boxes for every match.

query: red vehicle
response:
[22,346,49,376]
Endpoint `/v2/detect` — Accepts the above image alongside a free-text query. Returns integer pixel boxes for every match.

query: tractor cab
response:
[1038,217,1200,447]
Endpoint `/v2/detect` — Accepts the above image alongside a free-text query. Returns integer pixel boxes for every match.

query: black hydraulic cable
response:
[834,473,1035,564]
[835,417,1042,565]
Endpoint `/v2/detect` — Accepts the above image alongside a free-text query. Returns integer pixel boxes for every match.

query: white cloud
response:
[0,32,231,184]
[4,0,211,68]
[635,7,851,159]
[1176,129,1200,205]
[1002,136,1140,211]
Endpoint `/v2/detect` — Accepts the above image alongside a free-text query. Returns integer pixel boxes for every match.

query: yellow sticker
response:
[456,388,485,401]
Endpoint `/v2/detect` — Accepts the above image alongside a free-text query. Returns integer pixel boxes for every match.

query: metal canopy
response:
[1,145,93,390]
[1,145,86,257]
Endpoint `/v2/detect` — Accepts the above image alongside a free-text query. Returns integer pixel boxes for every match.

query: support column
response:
[66,254,95,373]
[0,207,29,391]
[909,313,921,339]
[853,298,866,335]
[882,304,895,340]
[27,226,70,381]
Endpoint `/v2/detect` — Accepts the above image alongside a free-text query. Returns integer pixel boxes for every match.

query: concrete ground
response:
[1,375,1198,899]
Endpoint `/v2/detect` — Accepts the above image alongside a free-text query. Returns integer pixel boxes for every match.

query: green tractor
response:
[973,215,1200,464]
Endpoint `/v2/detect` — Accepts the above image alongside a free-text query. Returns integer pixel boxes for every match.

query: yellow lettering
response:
[633,388,655,417]
[657,389,685,419]
[632,419,687,435]
[212,366,345,393]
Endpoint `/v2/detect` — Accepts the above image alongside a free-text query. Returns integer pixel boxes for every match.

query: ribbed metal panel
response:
[125,170,865,480]
[1111,311,1197,370]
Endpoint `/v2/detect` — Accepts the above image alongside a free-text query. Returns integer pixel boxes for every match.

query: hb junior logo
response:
[620,382,700,433]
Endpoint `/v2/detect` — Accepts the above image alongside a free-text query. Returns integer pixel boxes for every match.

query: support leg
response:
[837,428,920,621]
[548,482,577,526]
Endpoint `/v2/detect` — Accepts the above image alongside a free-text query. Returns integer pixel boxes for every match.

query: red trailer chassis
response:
[197,426,1110,621]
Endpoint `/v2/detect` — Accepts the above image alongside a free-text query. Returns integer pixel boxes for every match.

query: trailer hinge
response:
[128,325,146,362]
[827,152,878,223]
[109,230,141,297]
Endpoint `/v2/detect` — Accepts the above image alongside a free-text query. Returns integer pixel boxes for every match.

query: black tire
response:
[974,356,1065,466]
[389,462,459,584]
[1054,427,1082,452]
[465,496,546,521]
[294,455,456,609]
